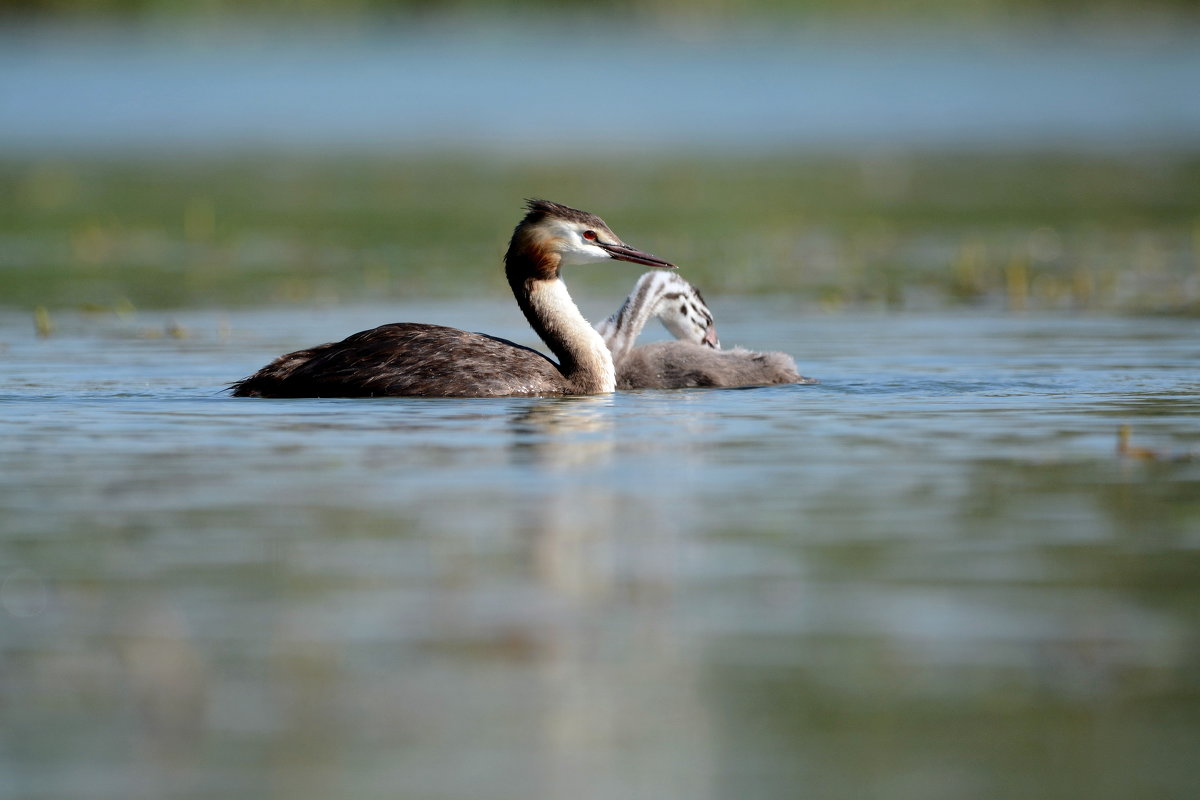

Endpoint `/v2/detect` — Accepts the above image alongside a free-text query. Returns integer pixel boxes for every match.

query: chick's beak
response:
[597,241,676,269]
[703,322,720,348]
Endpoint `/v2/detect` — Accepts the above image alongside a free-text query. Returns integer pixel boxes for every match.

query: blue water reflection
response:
[2,300,1198,799]
[2,23,1199,154]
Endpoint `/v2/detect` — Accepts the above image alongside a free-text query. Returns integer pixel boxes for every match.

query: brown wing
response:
[230,323,569,397]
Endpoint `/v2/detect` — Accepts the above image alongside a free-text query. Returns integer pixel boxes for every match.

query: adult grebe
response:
[230,200,675,398]
[599,272,817,389]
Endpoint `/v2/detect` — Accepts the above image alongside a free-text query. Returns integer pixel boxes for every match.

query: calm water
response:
[3,22,1200,154]
[2,301,1199,799]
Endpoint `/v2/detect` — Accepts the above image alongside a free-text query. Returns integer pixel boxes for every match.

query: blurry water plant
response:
[1,153,1197,314]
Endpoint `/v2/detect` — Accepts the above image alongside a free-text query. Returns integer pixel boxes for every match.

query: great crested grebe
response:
[599,271,817,389]
[229,200,675,398]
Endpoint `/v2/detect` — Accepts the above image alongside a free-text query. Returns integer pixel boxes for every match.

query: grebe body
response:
[230,200,674,398]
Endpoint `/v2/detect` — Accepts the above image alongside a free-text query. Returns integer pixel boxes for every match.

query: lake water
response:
[2,299,1198,799]
[3,21,1200,155]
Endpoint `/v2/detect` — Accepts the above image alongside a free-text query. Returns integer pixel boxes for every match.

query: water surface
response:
[2,303,1199,799]
[4,23,1200,154]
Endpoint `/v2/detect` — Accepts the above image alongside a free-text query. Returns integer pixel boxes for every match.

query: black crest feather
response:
[521,198,609,230]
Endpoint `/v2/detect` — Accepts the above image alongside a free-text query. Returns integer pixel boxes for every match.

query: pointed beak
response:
[597,241,676,269]
[703,322,720,348]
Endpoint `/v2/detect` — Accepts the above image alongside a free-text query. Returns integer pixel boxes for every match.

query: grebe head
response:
[512,199,676,271]
[648,271,720,348]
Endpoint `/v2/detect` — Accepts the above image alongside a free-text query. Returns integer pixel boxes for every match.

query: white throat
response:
[528,279,616,393]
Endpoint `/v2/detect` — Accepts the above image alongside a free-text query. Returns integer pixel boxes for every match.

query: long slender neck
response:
[506,248,616,394]
[595,273,660,364]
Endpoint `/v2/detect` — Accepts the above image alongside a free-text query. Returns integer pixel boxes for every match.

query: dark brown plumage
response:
[229,323,567,398]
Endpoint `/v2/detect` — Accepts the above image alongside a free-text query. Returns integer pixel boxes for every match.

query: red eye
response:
[583,230,597,240]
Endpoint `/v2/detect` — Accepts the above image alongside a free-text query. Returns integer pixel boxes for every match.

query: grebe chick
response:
[595,270,718,365]
[616,341,815,389]
[599,272,817,389]
[230,200,675,398]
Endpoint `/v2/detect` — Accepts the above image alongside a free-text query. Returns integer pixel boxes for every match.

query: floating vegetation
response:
[1117,424,1196,463]
[1,153,1198,314]
[33,305,54,338]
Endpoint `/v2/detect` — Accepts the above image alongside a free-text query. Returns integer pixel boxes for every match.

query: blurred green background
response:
[4,154,1199,313]
[2,0,1199,318]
